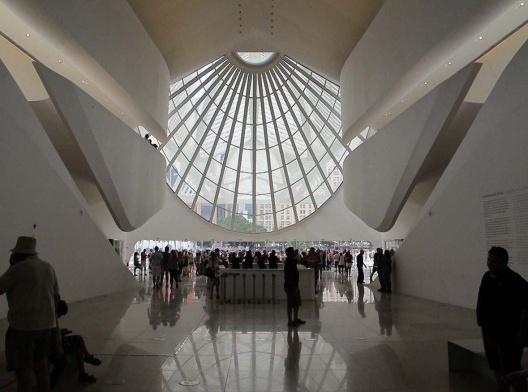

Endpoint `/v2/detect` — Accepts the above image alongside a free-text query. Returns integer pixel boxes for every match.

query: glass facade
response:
[162,53,361,233]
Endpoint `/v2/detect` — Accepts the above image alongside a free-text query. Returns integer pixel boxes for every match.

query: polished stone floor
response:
[0,271,496,391]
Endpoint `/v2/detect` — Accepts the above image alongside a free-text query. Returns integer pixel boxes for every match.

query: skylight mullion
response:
[252,74,257,232]
[191,70,243,211]
[175,66,238,195]
[262,72,298,223]
[165,64,234,165]
[275,66,341,172]
[230,72,252,229]
[280,60,340,118]
[268,70,318,209]
[278,63,348,152]
[258,73,278,231]
[282,56,340,101]
[169,56,226,99]
[210,73,249,222]
[275,64,347,171]
[169,60,230,118]
[269,69,330,206]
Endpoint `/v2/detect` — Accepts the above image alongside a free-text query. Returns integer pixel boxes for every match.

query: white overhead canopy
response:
[127,0,382,82]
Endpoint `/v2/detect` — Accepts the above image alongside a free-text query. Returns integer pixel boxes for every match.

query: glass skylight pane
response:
[349,136,363,151]
[277,207,295,229]
[197,197,213,220]
[200,178,217,202]
[217,188,234,207]
[221,167,237,192]
[286,160,303,184]
[237,172,252,195]
[296,197,315,222]
[271,167,288,191]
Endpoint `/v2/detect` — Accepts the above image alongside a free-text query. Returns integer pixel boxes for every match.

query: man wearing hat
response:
[0,236,60,391]
[284,247,306,327]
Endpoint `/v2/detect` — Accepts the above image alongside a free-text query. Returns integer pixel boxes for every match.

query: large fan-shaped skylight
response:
[162,53,354,233]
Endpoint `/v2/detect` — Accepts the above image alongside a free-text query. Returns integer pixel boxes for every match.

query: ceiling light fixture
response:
[478,36,483,40]
[424,81,429,85]
[58,59,63,64]
[25,33,30,38]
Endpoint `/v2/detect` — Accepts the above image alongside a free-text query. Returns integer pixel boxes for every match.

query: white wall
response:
[343,65,476,231]
[339,0,523,141]
[36,65,166,231]
[34,0,169,130]
[0,0,170,140]
[394,41,528,309]
[0,61,137,317]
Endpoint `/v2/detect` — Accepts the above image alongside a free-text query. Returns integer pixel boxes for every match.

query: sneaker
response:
[294,319,306,325]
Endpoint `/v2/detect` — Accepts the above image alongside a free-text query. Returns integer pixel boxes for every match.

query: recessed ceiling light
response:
[520,2,525,6]
[447,61,452,65]
[26,33,30,38]
[58,59,63,64]
[81,79,87,84]
[424,81,429,85]
[479,36,483,40]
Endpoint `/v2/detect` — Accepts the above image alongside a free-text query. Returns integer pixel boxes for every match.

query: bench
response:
[448,339,528,380]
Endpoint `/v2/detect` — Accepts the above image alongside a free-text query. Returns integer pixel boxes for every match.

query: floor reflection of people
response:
[374,292,393,336]
[345,280,353,303]
[357,283,366,318]
[148,287,161,329]
[148,286,182,329]
[284,327,302,391]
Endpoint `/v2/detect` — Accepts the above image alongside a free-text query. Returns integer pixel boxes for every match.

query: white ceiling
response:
[127,0,382,82]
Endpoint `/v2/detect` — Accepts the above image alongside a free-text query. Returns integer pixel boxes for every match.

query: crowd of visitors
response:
[132,245,394,299]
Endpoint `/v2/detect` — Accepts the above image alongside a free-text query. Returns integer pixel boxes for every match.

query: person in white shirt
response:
[0,236,60,392]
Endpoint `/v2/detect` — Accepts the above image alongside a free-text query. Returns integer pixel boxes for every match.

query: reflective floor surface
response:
[0,271,496,391]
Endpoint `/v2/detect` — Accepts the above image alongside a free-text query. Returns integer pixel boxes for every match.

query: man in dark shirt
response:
[477,246,528,392]
[357,250,365,284]
[284,247,305,327]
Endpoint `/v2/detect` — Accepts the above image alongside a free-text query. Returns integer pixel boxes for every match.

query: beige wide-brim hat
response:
[10,236,37,255]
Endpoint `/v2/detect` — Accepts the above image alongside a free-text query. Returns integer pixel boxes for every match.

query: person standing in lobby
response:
[0,236,60,392]
[356,249,365,284]
[284,247,305,327]
[477,246,528,392]
[149,246,163,288]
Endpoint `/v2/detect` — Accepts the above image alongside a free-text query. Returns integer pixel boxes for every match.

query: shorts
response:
[5,327,55,371]
[482,330,524,372]
[285,287,301,308]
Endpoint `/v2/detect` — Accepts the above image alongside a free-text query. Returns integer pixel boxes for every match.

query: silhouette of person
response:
[374,292,393,336]
[284,327,301,391]
[477,246,528,392]
[357,283,366,318]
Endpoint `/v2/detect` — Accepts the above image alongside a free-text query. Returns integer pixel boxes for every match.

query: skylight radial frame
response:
[163,53,352,233]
